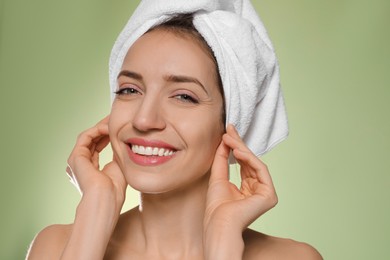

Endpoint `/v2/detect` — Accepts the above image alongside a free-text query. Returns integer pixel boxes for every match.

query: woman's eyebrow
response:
[117,70,143,80]
[165,74,208,94]
[117,71,208,94]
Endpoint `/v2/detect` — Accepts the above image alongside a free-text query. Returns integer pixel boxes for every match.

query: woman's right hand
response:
[27,117,127,260]
[58,116,127,259]
[66,116,127,209]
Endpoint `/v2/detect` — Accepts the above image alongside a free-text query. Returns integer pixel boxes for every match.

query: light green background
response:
[1,0,389,259]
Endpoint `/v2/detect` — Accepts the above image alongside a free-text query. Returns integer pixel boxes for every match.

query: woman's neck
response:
[134,172,210,258]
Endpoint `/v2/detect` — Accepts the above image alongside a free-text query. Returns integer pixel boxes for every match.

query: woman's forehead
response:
[126,29,212,62]
[121,29,217,84]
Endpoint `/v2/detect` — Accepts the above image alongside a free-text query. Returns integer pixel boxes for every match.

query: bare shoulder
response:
[26,224,72,260]
[243,229,322,260]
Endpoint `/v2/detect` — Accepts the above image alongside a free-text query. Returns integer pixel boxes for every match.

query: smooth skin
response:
[27,29,322,259]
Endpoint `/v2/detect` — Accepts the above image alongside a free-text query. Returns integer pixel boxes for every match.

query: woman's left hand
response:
[204,124,278,236]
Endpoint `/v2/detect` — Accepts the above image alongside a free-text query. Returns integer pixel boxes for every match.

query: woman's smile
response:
[125,138,178,166]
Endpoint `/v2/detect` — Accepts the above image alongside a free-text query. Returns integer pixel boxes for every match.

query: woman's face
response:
[109,29,224,193]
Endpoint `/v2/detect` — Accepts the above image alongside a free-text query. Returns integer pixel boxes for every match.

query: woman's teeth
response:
[131,145,175,156]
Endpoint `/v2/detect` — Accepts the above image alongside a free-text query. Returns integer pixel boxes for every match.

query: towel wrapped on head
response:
[109,0,289,161]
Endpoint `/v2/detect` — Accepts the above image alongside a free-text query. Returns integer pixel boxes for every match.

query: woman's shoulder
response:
[26,223,72,259]
[243,228,322,260]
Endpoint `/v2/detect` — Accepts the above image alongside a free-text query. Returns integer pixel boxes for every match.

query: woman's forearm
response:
[60,190,121,260]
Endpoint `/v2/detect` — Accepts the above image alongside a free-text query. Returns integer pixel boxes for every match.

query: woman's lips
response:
[125,138,178,166]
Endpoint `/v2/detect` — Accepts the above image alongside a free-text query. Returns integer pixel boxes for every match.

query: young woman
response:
[27,2,322,260]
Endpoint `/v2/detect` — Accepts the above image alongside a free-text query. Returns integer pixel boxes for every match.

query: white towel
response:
[109,0,289,160]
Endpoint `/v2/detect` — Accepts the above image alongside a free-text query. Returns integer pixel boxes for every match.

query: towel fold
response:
[109,0,289,161]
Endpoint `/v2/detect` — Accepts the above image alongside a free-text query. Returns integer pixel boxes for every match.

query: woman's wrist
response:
[77,190,122,229]
[60,191,122,259]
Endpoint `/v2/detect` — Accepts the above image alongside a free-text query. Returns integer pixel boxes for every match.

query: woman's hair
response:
[147,13,226,125]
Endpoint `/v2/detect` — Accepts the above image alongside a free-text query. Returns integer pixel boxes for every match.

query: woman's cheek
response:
[108,103,128,148]
[110,102,132,126]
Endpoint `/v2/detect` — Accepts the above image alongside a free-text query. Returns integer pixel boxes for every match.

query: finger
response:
[67,119,109,180]
[91,136,110,169]
[91,115,110,146]
[92,150,100,169]
[234,151,257,180]
[223,125,271,181]
[68,124,108,170]
[209,138,230,183]
[222,132,253,179]
[226,124,246,145]
[89,133,110,156]
[71,115,109,150]
[98,115,110,124]
[75,116,109,149]
[233,149,274,187]
[94,135,110,153]
[223,125,251,154]
[76,123,109,149]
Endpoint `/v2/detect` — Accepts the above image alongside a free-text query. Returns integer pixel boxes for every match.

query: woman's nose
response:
[132,97,166,132]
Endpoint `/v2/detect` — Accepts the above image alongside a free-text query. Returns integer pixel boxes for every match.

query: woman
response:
[27,1,322,259]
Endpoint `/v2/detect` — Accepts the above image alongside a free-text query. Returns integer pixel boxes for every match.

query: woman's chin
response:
[125,171,209,196]
[124,175,177,195]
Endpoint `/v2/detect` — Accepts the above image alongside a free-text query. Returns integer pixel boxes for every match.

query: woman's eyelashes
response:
[114,86,141,96]
[172,93,199,104]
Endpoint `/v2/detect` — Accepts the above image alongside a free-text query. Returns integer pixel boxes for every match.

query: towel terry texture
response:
[109,0,289,161]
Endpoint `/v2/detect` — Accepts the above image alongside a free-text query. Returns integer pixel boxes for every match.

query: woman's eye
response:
[114,87,140,96]
[174,94,199,104]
